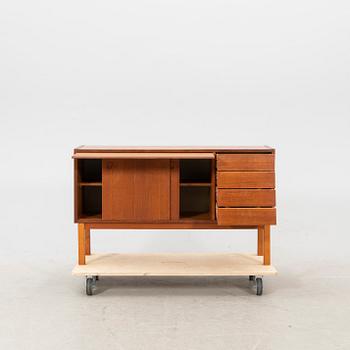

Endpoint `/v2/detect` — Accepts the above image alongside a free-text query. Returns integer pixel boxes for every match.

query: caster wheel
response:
[86,277,94,296]
[249,275,255,281]
[95,276,99,281]
[256,277,263,296]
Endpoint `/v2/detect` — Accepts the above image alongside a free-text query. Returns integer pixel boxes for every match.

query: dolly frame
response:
[73,224,276,296]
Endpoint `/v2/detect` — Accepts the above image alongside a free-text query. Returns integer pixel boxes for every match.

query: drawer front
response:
[217,172,275,188]
[217,189,275,207]
[217,208,276,225]
[217,153,274,171]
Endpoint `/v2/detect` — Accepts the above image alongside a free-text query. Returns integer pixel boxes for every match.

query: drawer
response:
[217,154,274,171]
[217,208,276,225]
[217,172,275,188]
[217,189,275,207]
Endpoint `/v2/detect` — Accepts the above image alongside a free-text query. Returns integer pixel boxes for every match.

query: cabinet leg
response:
[85,225,91,256]
[78,223,86,265]
[263,225,271,265]
[257,226,264,256]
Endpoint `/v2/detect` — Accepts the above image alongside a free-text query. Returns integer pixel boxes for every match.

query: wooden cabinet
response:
[73,146,277,266]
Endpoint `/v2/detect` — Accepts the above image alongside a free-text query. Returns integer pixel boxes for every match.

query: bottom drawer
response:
[217,208,276,226]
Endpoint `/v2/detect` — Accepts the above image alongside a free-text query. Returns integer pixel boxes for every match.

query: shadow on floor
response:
[82,276,277,297]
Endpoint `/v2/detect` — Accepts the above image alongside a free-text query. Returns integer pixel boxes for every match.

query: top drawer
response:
[217,153,274,171]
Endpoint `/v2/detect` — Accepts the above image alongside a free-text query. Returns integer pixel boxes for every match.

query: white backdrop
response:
[2,2,350,350]
[1,0,349,265]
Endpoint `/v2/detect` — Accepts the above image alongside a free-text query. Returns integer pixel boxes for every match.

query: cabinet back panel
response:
[81,186,102,216]
[180,159,212,183]
[78,159,102,182]
[180,187,210,217]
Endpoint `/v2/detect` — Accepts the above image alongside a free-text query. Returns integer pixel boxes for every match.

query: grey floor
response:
[1,191,350,350]
[1,258,349,350]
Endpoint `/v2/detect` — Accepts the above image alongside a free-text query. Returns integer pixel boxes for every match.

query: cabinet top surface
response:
[74,146,275,153]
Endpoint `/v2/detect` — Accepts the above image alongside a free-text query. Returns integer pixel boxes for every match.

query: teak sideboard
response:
[72,146,277,296]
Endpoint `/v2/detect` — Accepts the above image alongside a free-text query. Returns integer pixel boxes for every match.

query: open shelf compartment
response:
[78,159,102,183]
[80,186,102,218]
[179,159,214,220]
[180,186,211,220]
[77,159,102,219]
[180,159,211,184]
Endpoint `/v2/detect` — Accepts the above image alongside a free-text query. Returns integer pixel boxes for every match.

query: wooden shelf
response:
[72,253,277,276]
[180,212,211,220]
[180,182,211,187]
[79,182,102,186]
[79,214,102,220]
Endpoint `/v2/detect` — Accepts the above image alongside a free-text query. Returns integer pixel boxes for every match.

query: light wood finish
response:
[217,189,275,207]
[170,160,180,220]
[217,208,276,225]
[102,159,171,221]
[258,226,264,256]
[217,153,274,171]
[85,225,91,256]
[73,152,215,159]
[217,172,275,189]
[78,223,86,265]
[72,253,277,276]
[263,225,271,265]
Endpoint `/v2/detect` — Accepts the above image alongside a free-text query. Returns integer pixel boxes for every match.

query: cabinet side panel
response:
[102,159,171,221]
[210,159,216,220]
[74,159,81,222]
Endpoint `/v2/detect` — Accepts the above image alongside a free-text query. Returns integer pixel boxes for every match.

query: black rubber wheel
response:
[249,275,255,281]
[86,277,94,296]
[256,277,263,296]
[95,276,99,281]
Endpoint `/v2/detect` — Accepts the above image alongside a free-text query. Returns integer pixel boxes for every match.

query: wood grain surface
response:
[217,153,274,171]
[217,208,276,225]
[102,159,171,221]
[217,172,275,189]
[217,189,275,207]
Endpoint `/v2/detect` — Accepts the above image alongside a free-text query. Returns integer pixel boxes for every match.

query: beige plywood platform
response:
[72,253,277,277]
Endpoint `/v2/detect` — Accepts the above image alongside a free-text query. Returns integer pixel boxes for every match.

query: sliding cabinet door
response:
[102,159,171,221]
